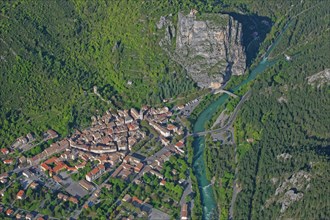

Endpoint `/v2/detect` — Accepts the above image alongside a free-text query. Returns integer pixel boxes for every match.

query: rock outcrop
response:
[173,12,246,88]
[276,153,292,161]
[306,68,330,88]
[265,170,311,214]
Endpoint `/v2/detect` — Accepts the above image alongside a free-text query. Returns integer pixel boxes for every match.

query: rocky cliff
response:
[307,68,330,88]
[161,12,246,88]
[266,170,312,214]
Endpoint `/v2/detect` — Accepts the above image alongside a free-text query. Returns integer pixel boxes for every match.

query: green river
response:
[191,20,291,219]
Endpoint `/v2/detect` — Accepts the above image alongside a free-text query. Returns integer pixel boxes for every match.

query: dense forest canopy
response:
[0,0,198,145]
[0,0,329,219]
[190,0,329,219]
[230,1,330,219]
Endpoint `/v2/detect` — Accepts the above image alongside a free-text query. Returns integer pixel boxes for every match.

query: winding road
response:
[186,90,251,138]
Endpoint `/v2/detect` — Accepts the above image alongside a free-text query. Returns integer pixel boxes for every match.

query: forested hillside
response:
[231,0,330,219]
[0,0,329,219]
[0,0,197,145]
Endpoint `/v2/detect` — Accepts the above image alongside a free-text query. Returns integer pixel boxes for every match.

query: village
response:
[0,103,196,220]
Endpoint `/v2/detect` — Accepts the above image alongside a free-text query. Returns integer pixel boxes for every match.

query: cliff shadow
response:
[227,13,272,67]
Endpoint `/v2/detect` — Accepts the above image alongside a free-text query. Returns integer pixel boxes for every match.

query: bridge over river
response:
[184,90,251,138]
[213,89,238,98]
[191,16,294,219]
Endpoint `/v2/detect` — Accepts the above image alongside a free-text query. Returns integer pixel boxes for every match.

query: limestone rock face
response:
[175,12,246,88]
[307,68,330,88]
[265,170,312,214]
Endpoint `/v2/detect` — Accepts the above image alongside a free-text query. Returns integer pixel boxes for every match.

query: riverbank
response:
[189,16,293,218]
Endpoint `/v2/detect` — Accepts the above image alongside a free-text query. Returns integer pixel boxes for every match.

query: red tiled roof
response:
[0,172,9,179]
[90,168,98,176]
[99,155,108,161]
[40,163,51,171]
[160,179,166,185]
[75,161,86,169]
[53,175,62,183]
[175,141,184,147]
[111,165,123,177]
[69,196,78,204]
[167,124,177,130]
[67,166,77,171]
[47,129,58,137]
[53,163,67,173]
[132,196,143,204]
[3,159,13,164]
[6,208,14,216]
[44,157,57,164]
[1,148,9,154]
[17,190,25,198]
[135,163,143,172]
[181,203,188,218]
[88,164,105,176]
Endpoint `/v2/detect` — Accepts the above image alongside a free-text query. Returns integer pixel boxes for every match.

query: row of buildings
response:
[3,105,187,206]
[111,155,144,181]
[11,129,58,150]
[25,105,184,172]
[27,139,70,165]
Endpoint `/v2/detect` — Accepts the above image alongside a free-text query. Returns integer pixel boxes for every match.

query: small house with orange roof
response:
[17,190,25,200]
[6,208,14,216]
[3,159,13,165]
[1,148,9,155]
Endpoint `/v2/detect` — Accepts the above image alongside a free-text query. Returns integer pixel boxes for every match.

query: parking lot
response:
[211,130,233,145]
[29,167,61,191]
[65,181,88,198]
[59,172,89,198]
[179,99,200,117]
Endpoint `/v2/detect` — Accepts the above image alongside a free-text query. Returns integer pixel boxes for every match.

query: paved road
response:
[105,145,174,219]
[176,90,251,219]
[71,91,253,219]
[0,202,58,219]
[210,110,229,129]
[72,169,112,219]
[72,144,173,219]
[180,177,192,205]
[19,139,44,153]
[149,208,171,220]
[228,127,238,219]
[145,146,170,164]
[187,90,252,138]
[12,165,33,174]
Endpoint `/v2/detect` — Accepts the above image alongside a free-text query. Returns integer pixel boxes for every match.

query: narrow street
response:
[72,144,173,219]
[179,177,193,206]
